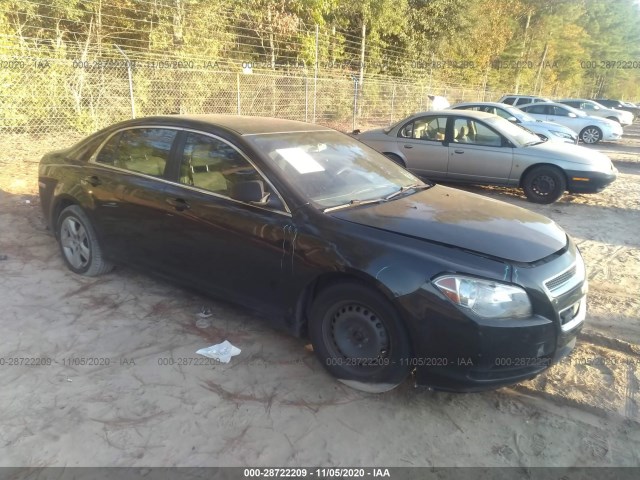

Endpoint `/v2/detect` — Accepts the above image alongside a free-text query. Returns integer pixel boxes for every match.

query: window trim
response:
[89,125,292,216]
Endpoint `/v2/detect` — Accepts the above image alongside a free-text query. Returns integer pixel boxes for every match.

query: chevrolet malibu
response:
[39,115,587,392]
[355,110,616,203]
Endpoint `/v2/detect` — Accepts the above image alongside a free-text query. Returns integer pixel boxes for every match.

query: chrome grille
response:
[545,265,577,293]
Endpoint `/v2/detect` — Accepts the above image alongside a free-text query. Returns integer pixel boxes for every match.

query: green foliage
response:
[1,0,639,134]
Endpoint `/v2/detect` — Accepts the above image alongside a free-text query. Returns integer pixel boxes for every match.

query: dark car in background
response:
[39,115,587,392]
[593,99,640,118]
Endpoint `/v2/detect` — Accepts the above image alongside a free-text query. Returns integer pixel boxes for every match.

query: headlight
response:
[433,275,533,319]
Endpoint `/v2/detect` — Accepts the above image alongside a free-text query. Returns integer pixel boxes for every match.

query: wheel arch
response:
[382,152,406,167]
[519,163,568,187]
[51,195,81,238]
[290,270,402,338]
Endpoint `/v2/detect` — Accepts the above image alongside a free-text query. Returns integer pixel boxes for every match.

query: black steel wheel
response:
[309,281,411,391]
[522,166,567,204]
[57,205,113,276]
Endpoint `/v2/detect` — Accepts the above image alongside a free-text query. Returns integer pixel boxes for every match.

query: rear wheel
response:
[522,166,566,204]
[309,281,411,392]
[383,153,406,168]
[580,126,602,144]
[57,205,113,276]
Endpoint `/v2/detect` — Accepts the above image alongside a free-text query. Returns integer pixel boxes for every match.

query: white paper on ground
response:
[196,340,241,363]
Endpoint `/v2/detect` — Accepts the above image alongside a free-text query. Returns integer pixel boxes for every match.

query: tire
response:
[522,166,567,204]
[580,126,602,144]
[308,281,411,391]
[57,205,113,276]
[383,153,406,168]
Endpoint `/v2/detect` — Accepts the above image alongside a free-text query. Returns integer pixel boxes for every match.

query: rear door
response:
[87,127,180,268]
[447,116,513,183]
[395,115,450,180]
[161,131,294,315]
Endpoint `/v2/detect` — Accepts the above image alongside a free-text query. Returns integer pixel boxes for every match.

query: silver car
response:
[355,110,617,204]
[449,102,578,144]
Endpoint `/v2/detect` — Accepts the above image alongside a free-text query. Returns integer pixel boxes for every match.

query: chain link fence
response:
[1,56,501,137]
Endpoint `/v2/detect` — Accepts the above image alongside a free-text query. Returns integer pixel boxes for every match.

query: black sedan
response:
[39,115,587,392]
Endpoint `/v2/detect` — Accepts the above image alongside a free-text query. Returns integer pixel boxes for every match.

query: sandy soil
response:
[0,125,638,467]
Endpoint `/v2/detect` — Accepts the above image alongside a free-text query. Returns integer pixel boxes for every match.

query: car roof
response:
[111,114,332,136]
[519,101,565,107]
[407,110,497,120]
[452,102,516,108]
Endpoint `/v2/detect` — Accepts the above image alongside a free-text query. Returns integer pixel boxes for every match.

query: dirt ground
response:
[0,124,639,468]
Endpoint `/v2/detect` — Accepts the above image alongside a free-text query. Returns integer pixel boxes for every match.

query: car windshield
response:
[247,130,423,209]
[483,116,541,146]
[502,105,536,122]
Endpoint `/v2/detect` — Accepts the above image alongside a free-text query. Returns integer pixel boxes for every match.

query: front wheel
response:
[580,126,602,144]
[522,166,567,204]
[57,205,113,276]
[308,281,411,392]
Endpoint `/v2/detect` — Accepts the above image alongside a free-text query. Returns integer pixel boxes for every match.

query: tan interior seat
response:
[456,126,470,143]
[181,144,228,193]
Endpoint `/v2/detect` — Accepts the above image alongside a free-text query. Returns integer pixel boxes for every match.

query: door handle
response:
[81,175,101,187]
[166,197,190,211]
[453,150,464,154]
[403,144,413,149]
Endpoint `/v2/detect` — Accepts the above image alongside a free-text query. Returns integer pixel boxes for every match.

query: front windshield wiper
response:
[384,183,433,201]
[323,183,433,213]
[323,197,386,213]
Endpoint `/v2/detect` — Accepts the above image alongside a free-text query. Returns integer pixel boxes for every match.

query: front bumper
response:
[566,168,617,193]
[397,245,587,392]
[603,129,623,141]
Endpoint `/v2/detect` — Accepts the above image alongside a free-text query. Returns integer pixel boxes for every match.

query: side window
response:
[399,117,447,141]
[552,106,570,116]
[180,132,266,199]
[412,116,447,141]
[453,118,502,146]
[96,132,122,165]
[501,97,515,105]
[96,128,177,177]
[528,104,548,115]
[492,108,513,120]
[515,97,532,105]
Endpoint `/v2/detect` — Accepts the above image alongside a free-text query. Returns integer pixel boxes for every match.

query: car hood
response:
[520,141,612,168]
[330,186,567,263]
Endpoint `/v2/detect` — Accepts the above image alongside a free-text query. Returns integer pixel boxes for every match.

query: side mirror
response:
[507,116,518,123]
[568,112,577,118]
[230,180,269,204]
